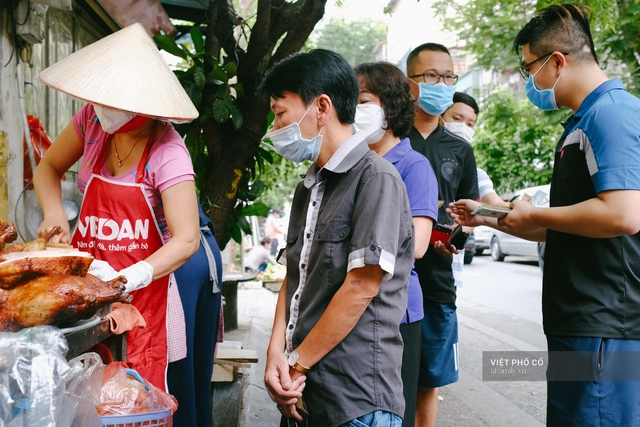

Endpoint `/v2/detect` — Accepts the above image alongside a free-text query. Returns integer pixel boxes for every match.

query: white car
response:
[489,184,550,263]
[473,225,493,255]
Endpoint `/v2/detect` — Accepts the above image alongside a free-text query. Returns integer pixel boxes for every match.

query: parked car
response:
[489,184,550,264]
[473,225,493,255]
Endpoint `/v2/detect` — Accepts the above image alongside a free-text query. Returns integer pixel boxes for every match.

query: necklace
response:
[113,134,145,167]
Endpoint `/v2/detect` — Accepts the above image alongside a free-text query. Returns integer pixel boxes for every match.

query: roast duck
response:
[0,221,131,332]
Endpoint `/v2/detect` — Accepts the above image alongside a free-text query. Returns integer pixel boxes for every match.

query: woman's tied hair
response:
[514,3,598,65]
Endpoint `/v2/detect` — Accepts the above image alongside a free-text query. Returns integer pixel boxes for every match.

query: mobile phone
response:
[429,223,454,245]
[446,226,470,250]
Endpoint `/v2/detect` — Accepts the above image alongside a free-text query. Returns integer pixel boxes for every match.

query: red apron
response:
[71,129,169,391]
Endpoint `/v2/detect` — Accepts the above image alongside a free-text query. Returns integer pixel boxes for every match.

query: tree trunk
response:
[200,0,328,248]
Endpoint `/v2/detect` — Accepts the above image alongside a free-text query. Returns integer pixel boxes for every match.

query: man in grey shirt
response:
[245,237,277,273]
[260,49,415,427]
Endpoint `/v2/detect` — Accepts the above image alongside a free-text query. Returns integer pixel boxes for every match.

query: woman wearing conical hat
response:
[34,23,222,426]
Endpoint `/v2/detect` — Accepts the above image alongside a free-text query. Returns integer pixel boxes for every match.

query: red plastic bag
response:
[23,115,53,186]
[96,362,178,416]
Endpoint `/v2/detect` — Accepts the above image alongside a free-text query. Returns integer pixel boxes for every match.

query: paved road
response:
[227,254,548,426]
[437,255,546,426]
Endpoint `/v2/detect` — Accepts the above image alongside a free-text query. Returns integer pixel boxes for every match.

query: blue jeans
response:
[339,411,403,427]
[280,411,402,427]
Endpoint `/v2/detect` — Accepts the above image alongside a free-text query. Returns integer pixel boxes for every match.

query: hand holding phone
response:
[429,223,470,250]
[429,223,454,245]
[446,226,470,251]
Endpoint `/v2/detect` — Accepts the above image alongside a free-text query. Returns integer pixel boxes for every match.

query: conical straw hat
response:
[39,22,198,122]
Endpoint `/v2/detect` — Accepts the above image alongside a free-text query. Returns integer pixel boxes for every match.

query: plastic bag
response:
[96,362,178,416]
[23,115,53,187]
[66,353,105,427]
[0,326,102,427]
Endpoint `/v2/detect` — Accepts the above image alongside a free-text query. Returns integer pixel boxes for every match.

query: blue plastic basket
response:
[100,408,171,427]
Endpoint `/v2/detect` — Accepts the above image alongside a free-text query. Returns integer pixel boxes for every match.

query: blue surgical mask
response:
[266,99,323,163]
[525,56,561,111]
[412,81,455,115]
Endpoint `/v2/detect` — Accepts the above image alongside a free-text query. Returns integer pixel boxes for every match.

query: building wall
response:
[0,7,27,223]
[0,1,102,236]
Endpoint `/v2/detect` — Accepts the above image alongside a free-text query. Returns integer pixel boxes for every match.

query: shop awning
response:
[159,0,209,24]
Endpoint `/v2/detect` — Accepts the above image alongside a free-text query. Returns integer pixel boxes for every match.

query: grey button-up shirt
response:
[282,132,414,427]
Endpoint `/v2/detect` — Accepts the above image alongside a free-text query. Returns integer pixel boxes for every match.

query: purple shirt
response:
[383,138,438,323]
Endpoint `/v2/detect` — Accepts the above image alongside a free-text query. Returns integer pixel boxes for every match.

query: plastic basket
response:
[100,408,171,427]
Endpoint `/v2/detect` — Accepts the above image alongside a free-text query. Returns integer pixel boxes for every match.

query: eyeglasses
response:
[519,51,569,81]
[409,72,459,86]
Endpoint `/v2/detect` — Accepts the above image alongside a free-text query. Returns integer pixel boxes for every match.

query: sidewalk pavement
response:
[223,282,281,427]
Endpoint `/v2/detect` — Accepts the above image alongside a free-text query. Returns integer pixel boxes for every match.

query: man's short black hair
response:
[258,49,359,124]
[260,237,272,246]
[451,92,479,116]
[514,3,598,64]
[406,43,451,75]
[354,62,415,138]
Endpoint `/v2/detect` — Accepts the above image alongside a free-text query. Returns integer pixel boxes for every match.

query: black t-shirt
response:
[544,81,640,339]
[409,125,478,303]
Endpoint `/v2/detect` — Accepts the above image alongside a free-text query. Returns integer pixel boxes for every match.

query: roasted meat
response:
[0,274,131,332]
[1,226,62,254]
[0,220,17,249]
[0,249,94,288]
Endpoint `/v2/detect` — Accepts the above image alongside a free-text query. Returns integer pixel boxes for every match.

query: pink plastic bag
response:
[96,362,178,416]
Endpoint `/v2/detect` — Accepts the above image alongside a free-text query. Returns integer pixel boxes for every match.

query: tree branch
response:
[212,0,245,63]
[271,0,327,65]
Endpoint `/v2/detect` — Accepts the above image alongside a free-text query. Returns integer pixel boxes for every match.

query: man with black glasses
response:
[405,43,479,427]
[449,4,640,426]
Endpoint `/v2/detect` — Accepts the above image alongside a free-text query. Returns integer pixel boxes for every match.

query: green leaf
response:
[230,223,242,244]
[242,202,269,217]
[237,215,252,235]
[190,26,204,54]
[210,63,229,83]
[256,146,274,164]
[194,67,206,87]
[154,34,188,60]
[224,62,237,78]
[215,85,229,98]
[231,111,243,129]
[213,98,230,123]
[246,180,265,200]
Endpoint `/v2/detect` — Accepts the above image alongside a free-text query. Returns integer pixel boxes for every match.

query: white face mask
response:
[93,104,134,134]
[444,121,475,143]
[354,104,388,145]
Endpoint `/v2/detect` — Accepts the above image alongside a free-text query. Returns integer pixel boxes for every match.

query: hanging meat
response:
[0,274,131,332]
[0,249,94,288]
[0,220,17,249]
[1,225,62,254]
[0,225,94,288]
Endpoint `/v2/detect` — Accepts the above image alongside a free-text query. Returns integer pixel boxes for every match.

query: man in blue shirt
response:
[450,4,640,426]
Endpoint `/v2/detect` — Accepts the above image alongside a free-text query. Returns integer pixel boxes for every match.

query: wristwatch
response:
[287,349,311,374]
